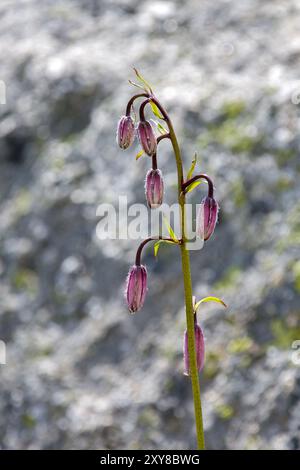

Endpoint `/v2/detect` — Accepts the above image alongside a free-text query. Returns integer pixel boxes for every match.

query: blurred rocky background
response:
[0,0,300,450]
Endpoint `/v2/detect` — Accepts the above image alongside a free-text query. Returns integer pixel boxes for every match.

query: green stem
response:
[151,98,205,449]
[180,246,205,450]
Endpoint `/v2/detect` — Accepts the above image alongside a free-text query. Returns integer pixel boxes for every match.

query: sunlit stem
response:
[135,236,178,266]
[126,93,149,116]
[182,174,214,198]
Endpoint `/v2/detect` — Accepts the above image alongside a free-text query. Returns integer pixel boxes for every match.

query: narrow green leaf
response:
[163,216,178,242]
[128,80,146,92]
[153,239,176,257]
[149,118,158,128]
[136,149,144,160]
[194,296,227,312]
[187,154,197,180]
[186,181,202,194]
[157,122,168,135]
[150,100,164,120]
[133,68,153,93]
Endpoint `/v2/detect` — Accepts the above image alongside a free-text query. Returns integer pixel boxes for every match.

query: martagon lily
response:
[117,69,227,449]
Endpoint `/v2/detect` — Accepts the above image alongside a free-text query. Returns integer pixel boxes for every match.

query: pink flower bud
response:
[116,115,135,149]
[196,196,219,241]
[145,169,164,208]
[183,322,205,376]
[125,264,147,313]
[137,121,157,156]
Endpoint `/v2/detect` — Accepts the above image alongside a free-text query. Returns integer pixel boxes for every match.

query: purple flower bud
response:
[196,196,219,241]
[137,121,157,156]
[116,115,135,149]
[183,322,205,376]
[145,169,164,208]
[125,264,147,313]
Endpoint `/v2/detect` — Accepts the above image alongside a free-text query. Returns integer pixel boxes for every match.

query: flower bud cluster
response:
[117,82,222,378]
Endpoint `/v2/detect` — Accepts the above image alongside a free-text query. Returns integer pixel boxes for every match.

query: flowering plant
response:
[117,69,226,449]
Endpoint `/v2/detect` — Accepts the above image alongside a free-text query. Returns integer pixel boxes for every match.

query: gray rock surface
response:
[0,0,299,449]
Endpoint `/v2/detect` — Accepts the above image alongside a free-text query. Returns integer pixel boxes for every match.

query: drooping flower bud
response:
[145,169,164,208]
[137,121,157,156]
[196,196,219,241]
[183,321,205,376]
[125,264,147,313]
[116,115,135,149]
